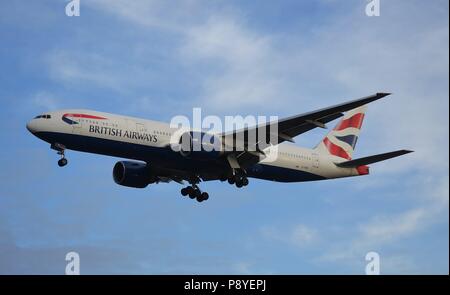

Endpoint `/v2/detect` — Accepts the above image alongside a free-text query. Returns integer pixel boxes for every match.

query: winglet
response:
[376,92,392,97]
[366,92,391,104]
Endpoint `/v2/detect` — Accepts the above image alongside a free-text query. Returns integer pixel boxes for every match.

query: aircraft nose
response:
[26,119,37,134]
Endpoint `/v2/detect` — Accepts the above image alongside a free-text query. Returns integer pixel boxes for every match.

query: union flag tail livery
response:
[26,92,413,203]
[315,105,367,160]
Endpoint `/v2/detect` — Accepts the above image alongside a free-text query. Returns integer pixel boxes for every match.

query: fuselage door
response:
[72,117,83,135]
[136,122,146,134]
[135,122,148,145]
[312,153,320,169]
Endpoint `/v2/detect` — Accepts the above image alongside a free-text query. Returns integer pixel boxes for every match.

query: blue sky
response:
[0,0,448,274]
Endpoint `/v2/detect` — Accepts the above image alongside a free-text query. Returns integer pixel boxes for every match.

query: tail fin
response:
[314,105,367,159]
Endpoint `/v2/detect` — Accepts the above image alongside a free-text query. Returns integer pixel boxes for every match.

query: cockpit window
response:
[34,114,51,119]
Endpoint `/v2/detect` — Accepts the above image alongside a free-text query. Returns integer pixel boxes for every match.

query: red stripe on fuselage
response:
[63,113,107,120]
[323,137,351,159]
[334,113,365,131]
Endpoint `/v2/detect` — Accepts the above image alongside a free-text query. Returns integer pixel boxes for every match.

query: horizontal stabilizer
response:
[335,150,413,168]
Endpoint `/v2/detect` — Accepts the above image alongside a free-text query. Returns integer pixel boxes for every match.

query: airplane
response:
[26,93,413,203]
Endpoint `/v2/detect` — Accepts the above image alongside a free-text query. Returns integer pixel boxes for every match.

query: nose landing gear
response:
[57,157,68,167]
[52,143,68,167]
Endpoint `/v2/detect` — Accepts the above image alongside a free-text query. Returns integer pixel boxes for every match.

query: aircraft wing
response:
[221,93,391,168]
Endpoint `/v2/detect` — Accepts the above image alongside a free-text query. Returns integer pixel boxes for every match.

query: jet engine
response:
[112,161,155,188]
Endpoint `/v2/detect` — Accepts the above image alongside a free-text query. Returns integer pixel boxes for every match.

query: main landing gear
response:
[52,143,68,167]
[227,174,249,188]
[180,184,209,203]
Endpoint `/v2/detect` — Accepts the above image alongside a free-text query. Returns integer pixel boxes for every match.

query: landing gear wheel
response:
[186,186,198,199]
[185,181,209,202]
[181,187,188,196]
[55,145,68,167]
[236,181,243,188]
[58,158,68,167]
[197,192,209,202]
[242,177,249,186]
[188,189,196,199]
[228,178,235,185]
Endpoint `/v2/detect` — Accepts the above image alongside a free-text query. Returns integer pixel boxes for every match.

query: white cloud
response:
[47,50,131,92]
[291,224,318,247]
[233,261,251,274]
[87,0,206,32]
[261,224,318,248]
[180,16,286,110]
[32,91,60,110]
[319,208,428,272]
[320,174,448,272]
[357,209,427,248]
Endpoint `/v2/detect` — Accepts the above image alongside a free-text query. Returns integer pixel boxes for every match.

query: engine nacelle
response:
[178,131,223,160]
[113,161,155,188]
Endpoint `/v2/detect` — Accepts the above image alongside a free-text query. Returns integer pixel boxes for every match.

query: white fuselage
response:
[26,109,364,183]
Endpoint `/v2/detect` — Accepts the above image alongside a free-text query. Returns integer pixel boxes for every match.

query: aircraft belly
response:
[35,131,227,176]
[247,163,326,182]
